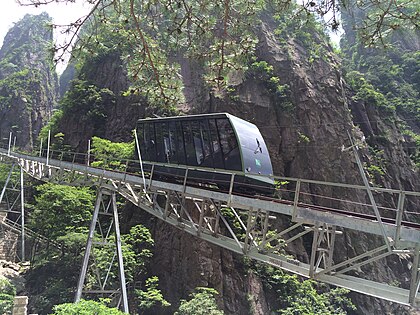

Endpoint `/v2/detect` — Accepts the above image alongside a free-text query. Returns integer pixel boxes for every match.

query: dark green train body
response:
[136,113,274,194]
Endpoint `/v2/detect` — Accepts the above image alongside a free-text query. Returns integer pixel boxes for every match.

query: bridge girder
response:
[1,148,420,308]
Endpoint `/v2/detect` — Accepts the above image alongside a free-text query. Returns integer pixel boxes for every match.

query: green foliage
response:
[60,79,114,116]
[354,0,419,47]
[39,79,114,147]
[273,4,329,48]
[249,60,293,110]
[0,278,16,315]
[90,136,134,170]
[365,147,386,184]
[28,183,94,241]
[91,224,154,289]
[50,299,125,315]
[342,12,419,168]
[65,0,273,109]
[24,182,95,313]
[174,287,224,315]
[38,110,64,146]
[26,256,81,314]
[298,132,311,144]
[402,129,420,167]
[251,263,355,314]
[0,164,20,188]
[345,71,394,112]
[135,276,170,314]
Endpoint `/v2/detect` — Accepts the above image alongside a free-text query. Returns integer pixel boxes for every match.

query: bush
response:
[174,287,224,315]
[0,278,16,315]
[50,299,125,315]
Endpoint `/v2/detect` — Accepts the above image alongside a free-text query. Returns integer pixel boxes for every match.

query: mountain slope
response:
[0,13,58,149]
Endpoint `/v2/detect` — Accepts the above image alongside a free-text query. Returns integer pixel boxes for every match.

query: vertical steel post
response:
[7,132,12,156]
[75,189,102,302]
[87,139,91,166]
[39,138,43,157]
[409,245,420,304]
[134,129,148,192]
[0,163,14,204]
[292,180,301,220]
[112,192,129,313]
[394,192,405,246]
[46,130,51,166]
[309,223,320,277]
[326,226,336,270]
[20,167,25,261]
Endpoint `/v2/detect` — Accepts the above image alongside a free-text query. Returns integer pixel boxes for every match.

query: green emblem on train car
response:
[255,159,261,167]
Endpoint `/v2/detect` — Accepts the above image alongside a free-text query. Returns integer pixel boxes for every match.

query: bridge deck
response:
[1,147,420,307]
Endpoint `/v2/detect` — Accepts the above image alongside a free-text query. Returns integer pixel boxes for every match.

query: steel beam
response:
[75,189,129,313]
[2,148,420,307]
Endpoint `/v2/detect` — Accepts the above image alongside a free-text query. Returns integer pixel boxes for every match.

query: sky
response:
[0,0,92,71]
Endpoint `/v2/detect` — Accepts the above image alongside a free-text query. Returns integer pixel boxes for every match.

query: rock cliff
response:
[8,8,419,315]
[0,13,58,150]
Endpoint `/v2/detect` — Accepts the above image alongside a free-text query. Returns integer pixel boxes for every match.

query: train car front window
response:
[216,118,241,171]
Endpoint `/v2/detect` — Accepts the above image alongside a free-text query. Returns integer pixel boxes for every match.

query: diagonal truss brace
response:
[4,148,420,307]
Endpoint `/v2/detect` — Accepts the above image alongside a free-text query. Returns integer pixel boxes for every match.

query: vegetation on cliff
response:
[0,12,58,149]
[0,0,418,314]
[0,278,16,315]
[341,5,420,171]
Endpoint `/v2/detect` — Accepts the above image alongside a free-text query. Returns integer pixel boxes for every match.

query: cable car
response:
[136,113,274,194]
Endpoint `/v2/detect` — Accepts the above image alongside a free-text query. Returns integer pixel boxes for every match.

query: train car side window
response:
[168,121,178,164]
[146,123,157,161]
[216,118,241,171]
[137,123,148,161]
[191,121,204,165]
[209,119,224,169]
[200,120,213,168]
[162,122,171,163]
[182,121,198,166]
[155,122,166,163]
[176,121,186,165]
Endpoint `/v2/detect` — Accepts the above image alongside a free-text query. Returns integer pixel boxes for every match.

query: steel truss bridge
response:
[1,145,420,313]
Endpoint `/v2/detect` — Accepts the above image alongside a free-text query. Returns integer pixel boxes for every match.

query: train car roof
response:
[137,112,254,126]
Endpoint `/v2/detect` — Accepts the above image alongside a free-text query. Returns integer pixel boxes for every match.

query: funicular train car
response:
[136,113,274,194]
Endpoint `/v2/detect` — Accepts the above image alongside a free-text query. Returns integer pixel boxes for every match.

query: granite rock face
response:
[0,13,59,150]
[15,9,417,315]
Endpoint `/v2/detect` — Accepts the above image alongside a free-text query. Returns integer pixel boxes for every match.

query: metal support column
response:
[20,167,25,261]
[409,245,420,304]
[347,132,392,251]
[0,162,15,204]
[75,188,129,313]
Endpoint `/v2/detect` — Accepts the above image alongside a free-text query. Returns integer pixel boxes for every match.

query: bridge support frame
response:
[409,245,420,304]
[4,147,420,307]
[0,162,25,262]
[75,188,129,313]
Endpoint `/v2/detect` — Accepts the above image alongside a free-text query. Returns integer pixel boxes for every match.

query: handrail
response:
[1,146,420,230]
[1,217,63,250]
